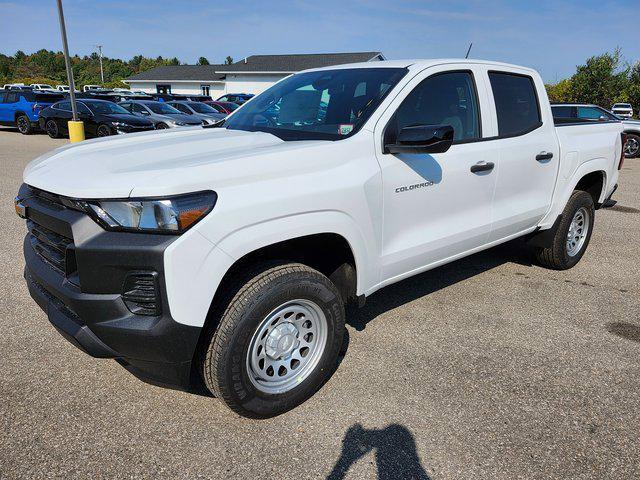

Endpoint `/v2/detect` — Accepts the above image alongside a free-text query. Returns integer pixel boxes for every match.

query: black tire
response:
[535,190,595,270]
[96,124,112,137]
[201,262,345,418]
[156,122,169,129]
[45,119,60,139]
[624,133,640,159]
[15,114,33,135]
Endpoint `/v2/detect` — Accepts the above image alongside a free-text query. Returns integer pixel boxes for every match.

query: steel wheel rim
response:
[246,299,328,394]
[46,120,58,137]
[625,137,639,157]
[17,116,28,133]
[566,207,590,257]
[97,126,110,137]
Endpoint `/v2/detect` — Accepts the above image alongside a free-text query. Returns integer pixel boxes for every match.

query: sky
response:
[1,0,638,83]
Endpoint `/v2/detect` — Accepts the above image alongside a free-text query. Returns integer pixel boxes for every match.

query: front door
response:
[375,66,499,283]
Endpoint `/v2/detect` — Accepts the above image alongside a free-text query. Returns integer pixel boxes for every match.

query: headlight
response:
[172,121,187,126]
[111,122,128,128]
[87,191,217,234]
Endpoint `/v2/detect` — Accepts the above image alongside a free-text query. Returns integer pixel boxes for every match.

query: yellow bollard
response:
[68,121,85,143]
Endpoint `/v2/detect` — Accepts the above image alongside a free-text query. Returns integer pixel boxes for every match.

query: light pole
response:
[56,0,84,142]
[95,44,104,84]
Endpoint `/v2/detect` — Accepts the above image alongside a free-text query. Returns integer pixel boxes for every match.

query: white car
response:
[611,103,633,118]
[16,59,624,418]
[2,83,25,90]
[56,85,70,92]
[29,84,55,91]
[83,84,102,92]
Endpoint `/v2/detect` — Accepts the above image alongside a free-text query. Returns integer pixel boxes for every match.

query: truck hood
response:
[23,127,327,198]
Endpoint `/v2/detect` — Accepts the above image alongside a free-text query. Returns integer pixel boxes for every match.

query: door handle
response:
[536,151,554,162]
[470,161,495,173]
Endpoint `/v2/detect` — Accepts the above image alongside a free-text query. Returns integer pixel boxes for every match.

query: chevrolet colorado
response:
[16,59,625,418]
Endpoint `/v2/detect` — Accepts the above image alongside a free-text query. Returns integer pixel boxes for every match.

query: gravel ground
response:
[0,128,639,480]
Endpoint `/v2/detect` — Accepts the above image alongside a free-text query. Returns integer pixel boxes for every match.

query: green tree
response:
[545,78,574,103]
[225,56,233,65]
[570,48,629,107]
[197,56,210,65]
[625,62,640,114]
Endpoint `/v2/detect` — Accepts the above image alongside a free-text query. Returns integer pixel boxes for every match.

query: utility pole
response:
[95,44,104,84]
[56,0,84,141]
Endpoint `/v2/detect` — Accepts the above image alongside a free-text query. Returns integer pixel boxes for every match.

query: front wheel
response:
[16,114,33,135]
[624,134,640,158]
[535,190,595,270]
[45,119,60,138]
[201,262,345,418]
[156,122,169,129]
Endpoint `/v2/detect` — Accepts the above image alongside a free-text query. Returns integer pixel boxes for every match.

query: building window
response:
[201,85,210,96]
[156,84,171,94]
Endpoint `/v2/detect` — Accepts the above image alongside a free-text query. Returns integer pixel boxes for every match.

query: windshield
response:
[88,102,131,115]
[223,67,407,141]
[189,102,218,114]
[147,103,182,114]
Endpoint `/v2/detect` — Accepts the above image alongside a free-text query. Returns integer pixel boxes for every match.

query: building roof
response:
[125,52,383,82]
[217,52,384,73]
[126,65,226,82]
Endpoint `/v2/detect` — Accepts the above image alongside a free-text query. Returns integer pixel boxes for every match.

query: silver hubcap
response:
[625,137,639,157]
[566,207,590,257]
[247,299,327,394]
[17,117,28,132]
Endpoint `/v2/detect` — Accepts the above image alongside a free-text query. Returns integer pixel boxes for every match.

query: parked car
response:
[552,103,640,158]
[167,100,226,124]
[0,89,64,134]
[3,83,25,90]
[611,103,633,119]
[119,100,203,128]
[39,99,155,138]
[30,84,55,91]
[204,100,239,115]
[16,60,624,418]
[56,85,70,92]
[216,93,254,105]
[83,85,102,92]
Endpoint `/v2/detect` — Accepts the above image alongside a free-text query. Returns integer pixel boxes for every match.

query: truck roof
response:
[307,58,537,74]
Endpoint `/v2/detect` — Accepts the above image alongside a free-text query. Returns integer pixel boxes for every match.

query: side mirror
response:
[385,124,454,154]
[599,115,607,121]
[140,110,150,115]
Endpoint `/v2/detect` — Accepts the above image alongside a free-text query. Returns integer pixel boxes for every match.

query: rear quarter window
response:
[489,72,542,137]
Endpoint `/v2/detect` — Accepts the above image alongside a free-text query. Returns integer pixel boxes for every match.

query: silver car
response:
[120,100,203,129]
[167,101,226,125]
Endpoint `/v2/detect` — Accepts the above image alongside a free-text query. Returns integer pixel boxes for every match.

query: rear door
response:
[1,92,19,123]
[486,70,559,241]
[375,65,500,282]
[54,101,73,134]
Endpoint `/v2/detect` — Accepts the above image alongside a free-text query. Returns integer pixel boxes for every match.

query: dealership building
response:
[124,51,384,98]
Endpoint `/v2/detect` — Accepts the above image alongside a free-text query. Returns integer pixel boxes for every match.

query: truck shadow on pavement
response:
[606,322,640,343]
[326,423,430,480]
[347,238,533,332]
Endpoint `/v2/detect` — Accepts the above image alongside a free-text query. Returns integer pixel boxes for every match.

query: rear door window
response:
[56,101,72,111]
[551,106,576,118]
[5,93,19,103]
[489,72,541,136]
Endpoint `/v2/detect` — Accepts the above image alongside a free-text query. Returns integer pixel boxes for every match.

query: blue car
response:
[0,89,64,134]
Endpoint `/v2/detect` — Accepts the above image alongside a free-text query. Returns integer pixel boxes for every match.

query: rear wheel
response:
[624,134,640,158]
[16,114,33,135]
[201,262,345,418]
[535,190,595,270]
[45,119,60,138]
[96,124,112,137]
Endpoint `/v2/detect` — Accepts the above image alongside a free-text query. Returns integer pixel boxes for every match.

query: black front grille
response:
[27,219,75,276]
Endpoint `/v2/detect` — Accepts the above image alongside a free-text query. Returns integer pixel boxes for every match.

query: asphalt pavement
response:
[1,128,639,479]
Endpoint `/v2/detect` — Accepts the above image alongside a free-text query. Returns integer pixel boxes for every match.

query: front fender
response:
[163,211,376,327]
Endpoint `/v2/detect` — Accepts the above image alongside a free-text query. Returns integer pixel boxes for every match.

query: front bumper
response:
[19,184,203,390]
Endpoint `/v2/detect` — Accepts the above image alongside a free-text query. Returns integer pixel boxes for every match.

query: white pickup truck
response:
[17,59,625,418]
